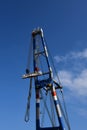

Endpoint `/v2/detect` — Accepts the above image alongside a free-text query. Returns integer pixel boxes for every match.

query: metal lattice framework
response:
[22,28,70,130]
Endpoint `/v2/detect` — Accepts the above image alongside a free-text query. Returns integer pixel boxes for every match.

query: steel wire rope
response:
[39,56,51,127]
[40,89,55,127]
[49,90,57,126]
[56,91,71,130]
[26,37,33,72]
[34,36,40,69]
[35,35,45,74]
[40,89,47,127]
[37,36,45,75]
[60,90,71,130]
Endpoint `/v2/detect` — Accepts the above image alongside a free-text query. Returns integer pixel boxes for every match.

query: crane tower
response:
[22,28,70,130]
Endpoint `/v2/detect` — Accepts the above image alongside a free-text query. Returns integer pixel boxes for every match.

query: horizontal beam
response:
[37,126,60,130]
[22,72,50,79]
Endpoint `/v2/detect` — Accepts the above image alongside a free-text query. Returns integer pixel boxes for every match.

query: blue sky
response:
[0,0,87,130]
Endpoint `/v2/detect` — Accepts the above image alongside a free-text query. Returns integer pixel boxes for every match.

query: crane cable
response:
[49,90,57,126]
[40,89,55,127]
[24,78,32,122]
[60,90,71,130]
[40,89,47,127]
[26,37,33,72]
[56,90,71,130]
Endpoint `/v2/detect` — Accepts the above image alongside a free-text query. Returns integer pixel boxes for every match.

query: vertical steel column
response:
[32,33,40,130]
[40,29,52,79]
[51,86,65,130]
[36,87,40,130]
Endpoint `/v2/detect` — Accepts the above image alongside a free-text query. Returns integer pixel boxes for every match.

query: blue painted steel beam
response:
[37,126,61,130]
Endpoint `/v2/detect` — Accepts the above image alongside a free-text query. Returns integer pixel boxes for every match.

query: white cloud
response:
[54,48,87,97]
[71,48,87,59]
[54,48,87,119]
[54,48,87,63]
[58,70,72,87]
[58,69,87,97]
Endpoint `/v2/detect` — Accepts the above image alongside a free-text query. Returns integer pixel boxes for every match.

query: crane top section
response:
[22,27,53,80]
[32,28,43,37]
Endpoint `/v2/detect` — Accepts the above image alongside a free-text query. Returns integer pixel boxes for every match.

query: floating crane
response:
[22,28,70,130]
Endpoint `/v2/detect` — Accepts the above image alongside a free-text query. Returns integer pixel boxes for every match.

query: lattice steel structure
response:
[22,28,66,130]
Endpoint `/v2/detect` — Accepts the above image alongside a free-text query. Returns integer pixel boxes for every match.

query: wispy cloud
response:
[54,48,87,97]
[54,48,87,63]
[54,48,87,119]
[58,69,87,97]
